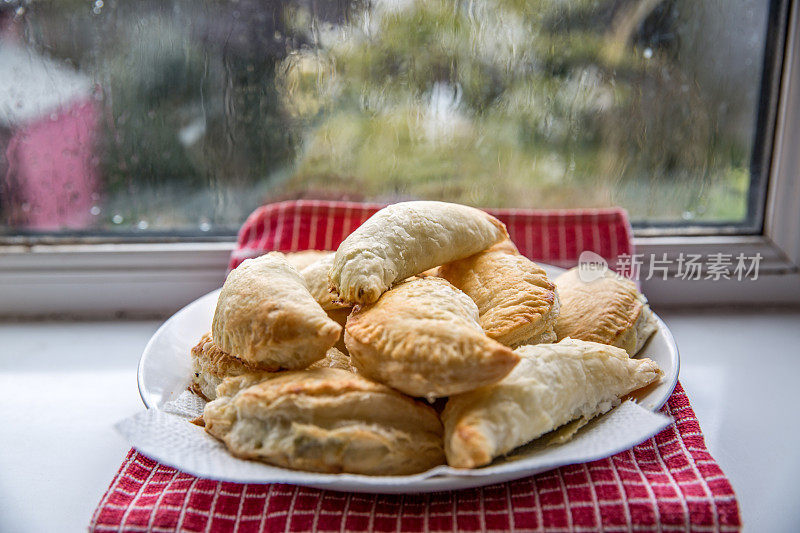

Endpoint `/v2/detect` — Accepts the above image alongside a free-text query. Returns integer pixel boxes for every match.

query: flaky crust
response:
[345,277,519,398]
[439,241,560,347]
[203,368,445,475]
[300,253,348,311]
[442,338,662,468]
[190,332,260,401]
[307,347,354,372]
[212,252,341,370]
[190,333,352,400]
[329,201,508,305]
[554,268,657,355]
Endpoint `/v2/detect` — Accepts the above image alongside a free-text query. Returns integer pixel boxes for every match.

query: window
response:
[1,0,798,314]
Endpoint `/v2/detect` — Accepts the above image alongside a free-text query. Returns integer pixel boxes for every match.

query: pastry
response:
[438,240,560,347]
[284,250,334,271]
[300,253,353,353]
[203,368,445,475]
[189,332,259,401]
[554,267,658,355]
[345,277,519,398]
[190,332,353,400]
[329,201,508,305]
[300,253,348,311]
[212,252,341,370]
[442,338,662,468]
[307,347,354,372]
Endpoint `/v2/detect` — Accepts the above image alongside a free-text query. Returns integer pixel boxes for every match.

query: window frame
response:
[1,0,798,317]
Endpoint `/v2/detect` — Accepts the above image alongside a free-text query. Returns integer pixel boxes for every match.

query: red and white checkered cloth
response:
[227,200,634,272]
[91,201,740,532]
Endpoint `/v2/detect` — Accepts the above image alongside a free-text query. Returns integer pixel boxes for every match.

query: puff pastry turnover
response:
[190,331,353,400]
[329,201,508,305]
[300,253,353,353]
[345,277,519,398]
[442,338,662,468]
[189,332,260,401]
[439,241,560,347]
[554,267,658,355]
[212,252,341,370]
[307,347,354,372]
[203,368,445,475]
[300,252,348,311]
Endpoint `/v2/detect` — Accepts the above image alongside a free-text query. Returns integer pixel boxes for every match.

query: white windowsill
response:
[1,236,798,319]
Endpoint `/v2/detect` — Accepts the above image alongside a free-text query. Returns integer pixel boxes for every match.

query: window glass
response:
[0,0,776,236]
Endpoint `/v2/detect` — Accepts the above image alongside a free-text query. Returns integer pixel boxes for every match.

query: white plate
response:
[136,265,679,493]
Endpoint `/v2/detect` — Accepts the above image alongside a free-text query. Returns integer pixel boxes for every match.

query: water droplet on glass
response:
[112,214,124,224]
[137,220,149,230]
[681,211,694,220]
[643,48,653,59]
[90,206,101,216]
[199,220,211,232]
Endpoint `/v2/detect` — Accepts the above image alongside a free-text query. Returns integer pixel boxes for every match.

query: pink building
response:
[1,39,99,231]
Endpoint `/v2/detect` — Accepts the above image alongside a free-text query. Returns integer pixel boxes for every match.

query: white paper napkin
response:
[115,392,672,492]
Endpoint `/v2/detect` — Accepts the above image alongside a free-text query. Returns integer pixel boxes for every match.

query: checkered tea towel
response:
[227,200,633,271]
[91,201,740,532]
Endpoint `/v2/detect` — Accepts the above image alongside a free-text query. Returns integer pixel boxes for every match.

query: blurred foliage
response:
[276,0,733,216]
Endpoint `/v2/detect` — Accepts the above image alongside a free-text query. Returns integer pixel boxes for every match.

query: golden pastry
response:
[345,277,519,398]
[190,332,352,400]
[189,332,259,401]
[300,252,348,311]
[329,201,508,305]
[554,267,658,355]
[203,368,445,475]
[212,252,341,370]
[442,338,662,468]
[300,253,353,353]
[438,240,560,347]
[307,347,354,372]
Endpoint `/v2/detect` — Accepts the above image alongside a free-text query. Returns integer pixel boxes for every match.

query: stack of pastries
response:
[190,201,662,475]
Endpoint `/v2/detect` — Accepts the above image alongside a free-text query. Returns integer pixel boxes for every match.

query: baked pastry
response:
[300,253,353,353]
[329,201,508,305]
[203,368,445,475]
[554,267,658,355]
[189,332,259,401]
[442,338,662,468]
[190,331,353,399]
[212,252,341,370]
[345,277,519,398]
[438,241,560,347]
[307,347,354,372]
[300,253,347,311]
[284,250,334,271]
